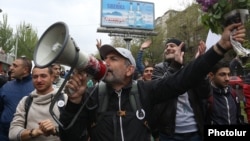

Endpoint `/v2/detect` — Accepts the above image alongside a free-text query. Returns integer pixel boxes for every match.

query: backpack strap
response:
[129,81,138,112]
[98,81,108,112]
[231,87,245,124]
[129,81,145,120]
[24,95,33,128]
[24,94,65,128]
[89,82,109,128]
[130,81,149,129]
[57,93,66,113]
[97,81,108,122]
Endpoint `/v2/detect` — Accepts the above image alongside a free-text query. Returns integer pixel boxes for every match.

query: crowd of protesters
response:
[0,22,249,141]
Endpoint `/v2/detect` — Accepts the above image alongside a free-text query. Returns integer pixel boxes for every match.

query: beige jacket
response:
[9,88,68,141]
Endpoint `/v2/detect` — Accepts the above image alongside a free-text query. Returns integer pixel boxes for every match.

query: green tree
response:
[14,22,38,60]
[0,14,15,54]
[0,14,38,60]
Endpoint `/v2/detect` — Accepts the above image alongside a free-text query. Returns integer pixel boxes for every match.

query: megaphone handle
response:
[49,50,99,130]
[49,49,80,129]
[49,65,76,128]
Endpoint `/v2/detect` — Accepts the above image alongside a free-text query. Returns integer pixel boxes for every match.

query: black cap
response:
[166,38,186,52]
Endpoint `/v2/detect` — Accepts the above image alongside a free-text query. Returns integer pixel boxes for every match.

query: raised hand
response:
[96,39,102,50]
[140,39,152,50]
[218,23,245,50]
[174,42,185,64]
[195,40,206,58]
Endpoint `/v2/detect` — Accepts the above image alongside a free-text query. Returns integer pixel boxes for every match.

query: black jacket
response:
[205,85,242,125]
[59,48,223,141]
[151,61,210,138]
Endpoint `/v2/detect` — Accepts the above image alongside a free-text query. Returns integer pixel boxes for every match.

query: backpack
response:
[89,81,149,129]
[24,94,65,128]
[205,87,246,124]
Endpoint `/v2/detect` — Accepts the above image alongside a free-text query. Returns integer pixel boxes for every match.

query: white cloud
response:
[1,0,193,55]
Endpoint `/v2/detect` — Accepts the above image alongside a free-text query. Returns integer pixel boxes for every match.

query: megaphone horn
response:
[33,21,107,81]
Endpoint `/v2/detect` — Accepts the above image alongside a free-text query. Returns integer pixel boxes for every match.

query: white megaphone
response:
[33,21,107,81]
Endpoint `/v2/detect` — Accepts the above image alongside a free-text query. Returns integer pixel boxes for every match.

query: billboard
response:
[100,0,155,30]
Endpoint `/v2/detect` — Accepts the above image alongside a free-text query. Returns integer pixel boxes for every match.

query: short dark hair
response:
[33,66,54,75]
[144,64,154,70]
[51,63,61,70]
[210,60,230,74]
[17,56,32,73]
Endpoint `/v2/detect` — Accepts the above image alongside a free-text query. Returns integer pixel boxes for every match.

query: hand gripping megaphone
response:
[33,21,107,129]
[33,21,107,81]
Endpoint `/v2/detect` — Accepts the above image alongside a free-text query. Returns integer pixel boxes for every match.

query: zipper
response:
[223,95,231,124]
[116,90,124,141]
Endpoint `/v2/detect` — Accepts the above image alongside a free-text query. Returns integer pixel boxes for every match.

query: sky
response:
[1,0,193,55]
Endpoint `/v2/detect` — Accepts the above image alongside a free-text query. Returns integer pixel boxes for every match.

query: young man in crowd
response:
[151,39,208,141]
[139,65,154,81]
[206,60,245,125]
[9,66,67,141]
[51,63,65,88]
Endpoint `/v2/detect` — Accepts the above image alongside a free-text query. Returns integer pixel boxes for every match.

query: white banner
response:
[205,29,221,52]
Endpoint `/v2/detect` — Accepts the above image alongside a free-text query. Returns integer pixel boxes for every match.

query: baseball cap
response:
[99,44,136,67]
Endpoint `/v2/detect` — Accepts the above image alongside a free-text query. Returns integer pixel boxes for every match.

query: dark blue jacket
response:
[0,74,34,141]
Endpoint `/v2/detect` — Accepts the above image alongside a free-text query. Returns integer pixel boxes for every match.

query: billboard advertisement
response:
[100,0,155,30]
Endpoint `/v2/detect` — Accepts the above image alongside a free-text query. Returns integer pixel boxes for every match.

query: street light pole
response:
[15,34,18,60]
